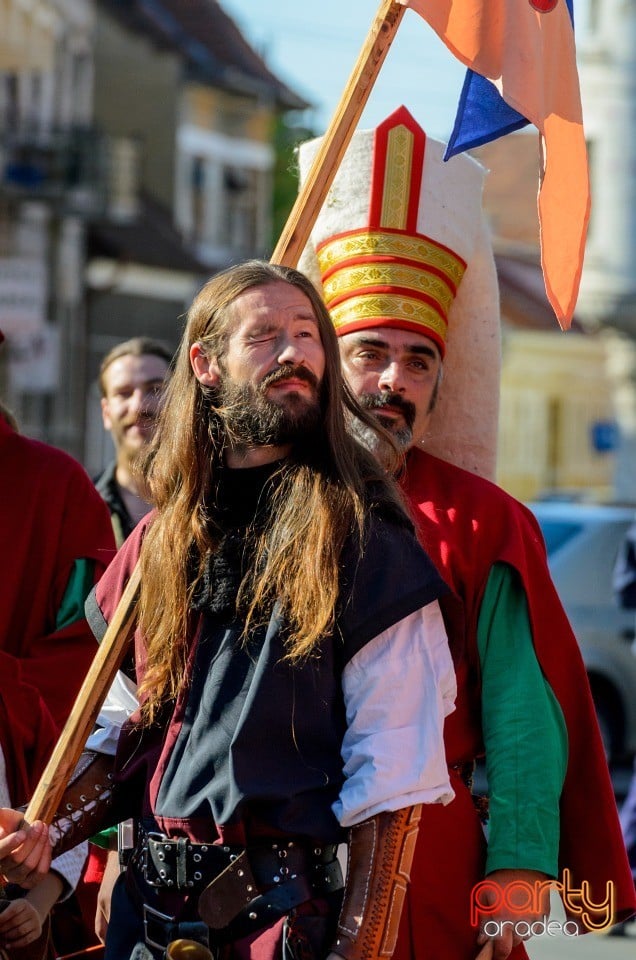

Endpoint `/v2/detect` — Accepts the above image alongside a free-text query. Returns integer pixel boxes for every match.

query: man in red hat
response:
[298,107,636,959]
[0,327,115,953]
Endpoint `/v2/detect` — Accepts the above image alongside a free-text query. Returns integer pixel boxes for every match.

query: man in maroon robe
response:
[0,328,115,952]
[297,107,636,960]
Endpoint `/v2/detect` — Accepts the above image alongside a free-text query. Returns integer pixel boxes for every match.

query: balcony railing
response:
[0,127,140,220]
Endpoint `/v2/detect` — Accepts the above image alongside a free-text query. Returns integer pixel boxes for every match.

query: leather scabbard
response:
[330,804,422,960]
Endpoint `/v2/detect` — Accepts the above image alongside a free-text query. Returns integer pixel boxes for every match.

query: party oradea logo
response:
[471,869,615,938]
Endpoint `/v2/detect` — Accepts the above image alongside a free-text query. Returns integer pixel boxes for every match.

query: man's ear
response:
[100,396,112,431]
[190,343,221,387]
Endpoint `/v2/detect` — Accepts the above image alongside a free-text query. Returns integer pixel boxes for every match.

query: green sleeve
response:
[91,825,118,849]
[477,562,568,877]
[55,559,97,631]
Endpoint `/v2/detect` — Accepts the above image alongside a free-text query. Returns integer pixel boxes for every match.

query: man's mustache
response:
[359,392,416,430]
[260,364,319,393]
[120,412,158,429]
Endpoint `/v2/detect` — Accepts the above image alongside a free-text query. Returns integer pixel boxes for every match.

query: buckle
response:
[143,902,178,951]
[143,831,175,888]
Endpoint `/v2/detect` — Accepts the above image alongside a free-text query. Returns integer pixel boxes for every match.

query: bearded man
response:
[0,261,457,960]
[96,337,173,546]
[298,107,636,960]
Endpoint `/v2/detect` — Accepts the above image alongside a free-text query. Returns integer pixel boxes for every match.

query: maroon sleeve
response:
[0,431,117,802]
[18,460,117,733]
[86,516,150,637]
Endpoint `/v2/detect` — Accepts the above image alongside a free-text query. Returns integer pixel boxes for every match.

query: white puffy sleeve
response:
[86,670,139,755]
[333,599,456,827]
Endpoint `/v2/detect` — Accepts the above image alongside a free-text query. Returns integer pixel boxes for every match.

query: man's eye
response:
[249,332,274,342]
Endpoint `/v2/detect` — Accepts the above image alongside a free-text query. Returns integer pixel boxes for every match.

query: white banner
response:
[7,324,59,394]
[0,256,48,339]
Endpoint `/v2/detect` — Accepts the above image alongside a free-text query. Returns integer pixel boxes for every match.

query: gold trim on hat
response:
[381,125,414,230]
[318,231,466,289]
[331,293,448,341]
[323,262,456,316]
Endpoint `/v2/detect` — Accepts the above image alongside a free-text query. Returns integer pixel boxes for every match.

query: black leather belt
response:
[135,827,339,892]
[128,829,343,949]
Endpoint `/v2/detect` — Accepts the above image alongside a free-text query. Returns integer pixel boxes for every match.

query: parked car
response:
[528,500,636,763]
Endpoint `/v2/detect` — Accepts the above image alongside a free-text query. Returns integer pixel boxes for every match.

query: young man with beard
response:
[96,337,173,546]
[297,107,636,959]
[0,261,457,960]
[89,337,172,944]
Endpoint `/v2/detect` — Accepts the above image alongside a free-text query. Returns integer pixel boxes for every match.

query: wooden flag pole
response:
[21,0,408,828]
[272,0,406,266]
[24,562,141,825]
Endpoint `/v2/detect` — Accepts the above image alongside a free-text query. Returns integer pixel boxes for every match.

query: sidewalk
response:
[529,928,636,959]
[527,895,636,959]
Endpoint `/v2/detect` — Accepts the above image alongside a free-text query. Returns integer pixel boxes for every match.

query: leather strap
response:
[330,805,422,960]
[49,751,119,858]
[199,855,342,936]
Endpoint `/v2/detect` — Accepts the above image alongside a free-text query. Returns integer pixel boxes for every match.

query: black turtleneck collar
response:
[215,458,285,528]
[193,459,285,618]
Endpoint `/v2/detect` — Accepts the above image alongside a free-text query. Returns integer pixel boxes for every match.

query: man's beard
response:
[215,364,323,448]
[352,392,416,457]
[116,413,158,464]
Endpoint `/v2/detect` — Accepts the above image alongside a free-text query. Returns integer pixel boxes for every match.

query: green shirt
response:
[478,562,568,877]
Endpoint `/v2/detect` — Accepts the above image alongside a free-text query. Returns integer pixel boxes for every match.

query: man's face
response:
[191,281,326,452]
[101,353,170,461]
[339,327,442,452]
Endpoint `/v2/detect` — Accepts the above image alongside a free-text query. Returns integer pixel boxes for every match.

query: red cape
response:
[0,415,115,804]
[397,449,635,953]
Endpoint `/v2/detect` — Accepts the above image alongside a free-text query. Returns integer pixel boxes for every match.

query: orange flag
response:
[402,0,590,329]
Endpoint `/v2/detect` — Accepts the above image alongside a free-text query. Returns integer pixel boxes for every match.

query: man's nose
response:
[378,361,405,393]
[130,388,154,414]
[277,337,305,365]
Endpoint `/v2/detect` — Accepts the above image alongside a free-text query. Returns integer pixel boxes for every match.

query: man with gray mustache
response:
[298,106,636,960]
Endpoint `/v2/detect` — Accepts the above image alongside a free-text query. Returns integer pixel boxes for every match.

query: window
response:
[535,519,583,556]
[191,156,206,242]
[221,165,259,254]
[1,74,19,131]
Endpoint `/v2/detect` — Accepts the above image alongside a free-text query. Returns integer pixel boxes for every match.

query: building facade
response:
[0,0,307,464]
[0,0,98,454]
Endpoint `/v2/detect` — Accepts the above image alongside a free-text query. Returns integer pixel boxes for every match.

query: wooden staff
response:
[272,0,406,265]
[22,0,408,826]
[24,563,141,825]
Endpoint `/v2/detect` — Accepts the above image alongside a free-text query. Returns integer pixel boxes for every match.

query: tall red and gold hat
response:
[298,106,502,479]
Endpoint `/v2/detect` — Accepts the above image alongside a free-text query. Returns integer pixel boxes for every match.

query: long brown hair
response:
[137,260,406,723]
